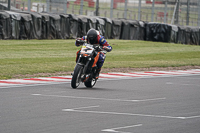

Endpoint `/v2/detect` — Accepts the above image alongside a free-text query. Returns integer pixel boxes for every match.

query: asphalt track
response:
[0,73,200,133]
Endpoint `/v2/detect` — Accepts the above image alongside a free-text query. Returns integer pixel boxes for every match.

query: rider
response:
[75,29,112,79]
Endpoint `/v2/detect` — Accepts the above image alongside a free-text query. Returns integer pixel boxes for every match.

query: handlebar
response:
[94,45,102,51]
[77,40,85,45]
[94,45,107,54]
[80,43,107,53]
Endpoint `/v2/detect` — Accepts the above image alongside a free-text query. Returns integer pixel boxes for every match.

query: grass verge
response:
[0,39,200,79]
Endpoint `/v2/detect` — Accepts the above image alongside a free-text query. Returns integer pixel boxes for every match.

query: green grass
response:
[0,39,200,79]
[107,40,200,67]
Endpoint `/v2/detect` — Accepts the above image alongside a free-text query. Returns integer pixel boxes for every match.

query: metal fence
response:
[1,0,200,26]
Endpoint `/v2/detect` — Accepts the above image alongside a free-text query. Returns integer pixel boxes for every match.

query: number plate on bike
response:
[81,45,94,54]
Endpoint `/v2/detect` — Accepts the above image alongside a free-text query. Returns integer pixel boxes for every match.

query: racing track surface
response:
[0,71,200,133]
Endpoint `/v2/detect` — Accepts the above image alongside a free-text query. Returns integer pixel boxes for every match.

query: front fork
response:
[75,55,92,82]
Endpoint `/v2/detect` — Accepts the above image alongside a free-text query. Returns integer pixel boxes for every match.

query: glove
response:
[103,46,110,52]
[75,38,81,46]
[76,38,85,46]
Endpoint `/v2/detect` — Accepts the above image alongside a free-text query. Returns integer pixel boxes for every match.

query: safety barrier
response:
[0,10,199,45]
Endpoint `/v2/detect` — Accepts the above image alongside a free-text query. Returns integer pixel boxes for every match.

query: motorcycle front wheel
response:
[71,65,83,89]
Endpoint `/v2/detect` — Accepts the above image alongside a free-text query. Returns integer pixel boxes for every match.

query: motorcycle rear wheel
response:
[84,78,97,88]
[71,65,83,89]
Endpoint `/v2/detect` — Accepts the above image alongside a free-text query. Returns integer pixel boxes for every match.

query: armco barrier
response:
[0,10,199,46]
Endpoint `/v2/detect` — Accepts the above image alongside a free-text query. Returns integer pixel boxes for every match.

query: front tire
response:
[71,65,83,89]
[84,78,97,88]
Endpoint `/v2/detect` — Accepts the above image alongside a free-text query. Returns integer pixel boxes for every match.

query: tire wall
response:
[0,10,199,45]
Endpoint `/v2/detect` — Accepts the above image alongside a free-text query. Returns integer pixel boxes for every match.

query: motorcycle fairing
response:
[92,52,100,67]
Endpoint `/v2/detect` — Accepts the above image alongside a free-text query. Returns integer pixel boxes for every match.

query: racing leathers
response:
[75,31,112,78]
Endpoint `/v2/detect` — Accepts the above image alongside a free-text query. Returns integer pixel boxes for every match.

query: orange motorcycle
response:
[71,42,106,89]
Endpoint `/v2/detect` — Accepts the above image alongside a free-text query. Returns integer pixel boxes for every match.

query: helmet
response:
[87,29,98,44]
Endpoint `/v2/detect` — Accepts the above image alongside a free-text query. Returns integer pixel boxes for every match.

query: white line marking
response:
[31,94,166,102]
[32,94,41,96]
[62,108,186,119]
[102,129,120,133]
[102,124,142,133]
[63,107,200,120]
[131,97,166,102]
[184,115,200,119]
[62,105,99,111]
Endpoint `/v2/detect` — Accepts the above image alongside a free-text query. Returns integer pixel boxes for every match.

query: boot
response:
[95,68,101,79]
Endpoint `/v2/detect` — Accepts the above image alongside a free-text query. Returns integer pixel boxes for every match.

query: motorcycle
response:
[71,41,107,89]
